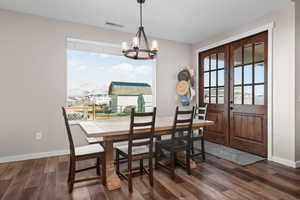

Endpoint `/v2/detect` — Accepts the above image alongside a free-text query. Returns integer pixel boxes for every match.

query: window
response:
[233,42,265,105]
[203,53,225,104]
[67,39,156,121]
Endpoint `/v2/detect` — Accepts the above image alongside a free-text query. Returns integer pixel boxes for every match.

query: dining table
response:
[79,116,214,191]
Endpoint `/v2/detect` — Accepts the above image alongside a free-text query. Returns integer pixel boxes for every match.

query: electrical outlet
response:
[35,132,42,140]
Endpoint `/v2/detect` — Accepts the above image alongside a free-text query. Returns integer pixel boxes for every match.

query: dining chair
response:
[155,106,195,179]
[191,104,208,160]
[62,107,105,193]
[115,107,156,193]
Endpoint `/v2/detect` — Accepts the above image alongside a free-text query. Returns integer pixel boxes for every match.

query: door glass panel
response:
[204,88,209,103]
[218,70,224,86]
[211,71,216,86]
[244,86,252,104]
[211,54,217,70]
[218,87,224,104]
[211,88,216,104]
[255,42,264,62]
[234,67,242,85]
[234,47,242,66]
[244,44,253,64]
[255,63,264,83]
[218,53,224,69]
[244,65,253,84]
[234,86,242,104]
[204,56,210,71]
[204,72,209,87]
[255,85,264,105]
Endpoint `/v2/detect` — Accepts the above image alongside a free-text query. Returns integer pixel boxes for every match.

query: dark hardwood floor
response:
[1,154,300,200]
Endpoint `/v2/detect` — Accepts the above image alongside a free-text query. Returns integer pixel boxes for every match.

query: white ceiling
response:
[0,0,291,43]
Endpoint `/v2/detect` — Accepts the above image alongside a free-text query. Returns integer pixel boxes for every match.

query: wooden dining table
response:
[79,116,214,191]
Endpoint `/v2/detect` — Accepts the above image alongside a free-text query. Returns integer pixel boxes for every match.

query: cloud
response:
[98,66,105,70]
[89,52,111,58]
[111,63,134,71]
[89,52,100,56]
[76,65,88,71]
[136,65,150,74]
[100,53,111,58]
[68,59,81,66]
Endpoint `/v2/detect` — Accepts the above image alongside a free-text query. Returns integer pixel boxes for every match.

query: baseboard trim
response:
[295,160,300,168]
[270,156,298,168]
[0,149,69,163]
[2,150,300,169]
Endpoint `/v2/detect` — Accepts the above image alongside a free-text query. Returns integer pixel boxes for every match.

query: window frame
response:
[66,38,157,120]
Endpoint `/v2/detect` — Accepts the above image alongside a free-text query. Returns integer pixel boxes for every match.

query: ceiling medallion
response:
[122,0,158,60]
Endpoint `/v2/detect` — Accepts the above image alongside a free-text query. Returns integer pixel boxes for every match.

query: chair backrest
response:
[128,107,157,158]
[195,104,208,120]
[171,106,195,141]
[62,107,75,156]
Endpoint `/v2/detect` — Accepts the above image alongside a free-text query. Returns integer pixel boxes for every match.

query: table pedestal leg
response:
[103,140,121,190]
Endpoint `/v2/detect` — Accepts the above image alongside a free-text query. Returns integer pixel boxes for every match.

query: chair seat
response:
[75,144,104,156]
[116,145,149,155]
[161,134,172,140]
[113,138,151,148]
[86,137,103,144]
[157,139,187,151]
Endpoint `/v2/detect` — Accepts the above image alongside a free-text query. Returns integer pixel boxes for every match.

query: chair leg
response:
[191,141,195,156]
[140,159,144,175]
[201,137,206,161]
[68,157,72,182]
[170,152,176,180]
[149,155,153,186]
[68,159,76,193]
[155,143,159,169]
[96,157,101,176]
[186,147,191,175]
[116,150,120,176]
[128,158,133,193]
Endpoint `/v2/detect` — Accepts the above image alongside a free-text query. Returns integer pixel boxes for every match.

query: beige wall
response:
[0,9,192,159]
[192,4,296,165]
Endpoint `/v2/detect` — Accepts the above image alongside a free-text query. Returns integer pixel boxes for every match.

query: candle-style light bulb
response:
[133,37,139,48]
[151,40,158,50]
[122,42,128,51]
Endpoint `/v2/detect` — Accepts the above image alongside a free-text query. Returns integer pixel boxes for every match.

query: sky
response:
[67,50,155,96]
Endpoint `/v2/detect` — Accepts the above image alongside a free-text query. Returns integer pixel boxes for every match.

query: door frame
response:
[195,22,274,160]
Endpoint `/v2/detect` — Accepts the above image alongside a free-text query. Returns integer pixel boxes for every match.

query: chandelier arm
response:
[136,29,142,58]
[141,28,150,50]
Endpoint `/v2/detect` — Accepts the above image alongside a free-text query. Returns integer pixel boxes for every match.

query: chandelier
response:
[122,0,158,60]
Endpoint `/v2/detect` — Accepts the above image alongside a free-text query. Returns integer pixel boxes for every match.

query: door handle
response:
[230,107,234,110]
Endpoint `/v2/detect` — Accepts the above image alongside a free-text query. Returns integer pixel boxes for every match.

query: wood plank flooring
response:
[1,154,300,200]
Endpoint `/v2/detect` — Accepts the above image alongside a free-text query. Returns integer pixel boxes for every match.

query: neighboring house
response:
[108,81,152,113]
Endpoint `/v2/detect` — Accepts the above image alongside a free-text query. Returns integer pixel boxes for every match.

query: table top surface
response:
[79,116,214,138]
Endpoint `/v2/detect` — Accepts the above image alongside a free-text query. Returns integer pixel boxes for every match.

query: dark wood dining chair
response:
[191,104,208,160]
[115,107,156,193]
[155,106,195,179]
[62,107,105,193]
